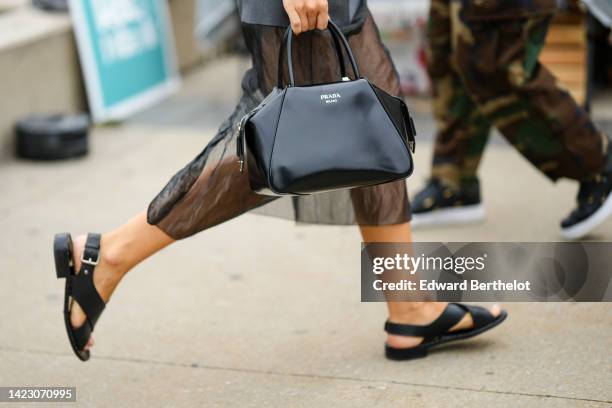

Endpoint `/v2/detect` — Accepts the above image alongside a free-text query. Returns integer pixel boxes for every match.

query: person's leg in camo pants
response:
[414,0,612,237]
[426,0,492,189]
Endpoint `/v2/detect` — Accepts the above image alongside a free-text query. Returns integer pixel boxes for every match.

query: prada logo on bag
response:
[320,93,341,104]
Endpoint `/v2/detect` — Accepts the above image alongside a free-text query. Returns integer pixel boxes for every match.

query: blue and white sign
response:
[69,0,180,122]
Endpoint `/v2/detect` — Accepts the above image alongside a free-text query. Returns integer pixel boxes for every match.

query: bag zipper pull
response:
[236,119,246,173]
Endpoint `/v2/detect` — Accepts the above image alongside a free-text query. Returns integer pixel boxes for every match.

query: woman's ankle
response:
[70,233,125,305]
[74,233,128,280]
[99,234,130,276]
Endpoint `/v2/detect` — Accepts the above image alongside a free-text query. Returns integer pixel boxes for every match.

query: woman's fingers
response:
[305,0,318,30]
[315,8,329,30]
[284,5,303,34]
[283,0,329,34]
[298,8,310,34]
[306,12,317,31]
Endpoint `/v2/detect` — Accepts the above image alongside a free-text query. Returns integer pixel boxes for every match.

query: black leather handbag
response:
[237,20,416,196]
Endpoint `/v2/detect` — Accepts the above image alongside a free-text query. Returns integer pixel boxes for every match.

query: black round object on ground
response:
[15,114,90,160]
[32,0,68,12]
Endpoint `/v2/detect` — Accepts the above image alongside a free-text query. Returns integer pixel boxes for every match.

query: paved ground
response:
[0,56,611,407]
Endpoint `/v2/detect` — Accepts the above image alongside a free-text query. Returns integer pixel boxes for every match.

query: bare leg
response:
[70,214,500,351]
[359,222,500,349]
[69,211,175,349]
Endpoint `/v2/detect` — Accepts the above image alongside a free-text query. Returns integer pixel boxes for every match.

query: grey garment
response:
[237,0,364,27]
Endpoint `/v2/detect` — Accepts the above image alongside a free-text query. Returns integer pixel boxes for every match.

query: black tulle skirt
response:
[147,10,411,240]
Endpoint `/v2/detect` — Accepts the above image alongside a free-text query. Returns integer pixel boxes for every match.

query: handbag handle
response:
[277,19,361,88]
[277,23,347,88]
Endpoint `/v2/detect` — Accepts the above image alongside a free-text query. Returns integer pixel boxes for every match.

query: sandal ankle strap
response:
[72,233,105,328]
[81,233,101,266]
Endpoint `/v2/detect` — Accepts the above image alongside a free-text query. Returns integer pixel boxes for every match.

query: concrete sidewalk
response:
[0,57,610,407]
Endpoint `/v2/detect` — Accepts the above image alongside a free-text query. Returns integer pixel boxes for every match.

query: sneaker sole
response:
[411,204,486,228]
[561,192,612,239]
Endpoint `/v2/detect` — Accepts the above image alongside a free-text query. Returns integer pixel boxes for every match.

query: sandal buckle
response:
[81,251,99,266]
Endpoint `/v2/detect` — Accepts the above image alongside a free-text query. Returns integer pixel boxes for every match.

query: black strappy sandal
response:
[384,303,507,361]
[53,232,106,361]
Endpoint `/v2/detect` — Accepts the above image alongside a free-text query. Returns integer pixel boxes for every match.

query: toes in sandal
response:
[54,232,106,361]
[384,303,507,361]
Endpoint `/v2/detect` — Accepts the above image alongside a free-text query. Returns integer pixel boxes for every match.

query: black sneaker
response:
[411,178,485,228]
[560,171,612,239]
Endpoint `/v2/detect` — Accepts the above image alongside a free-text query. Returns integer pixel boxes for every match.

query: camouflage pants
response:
[427,0,609,186]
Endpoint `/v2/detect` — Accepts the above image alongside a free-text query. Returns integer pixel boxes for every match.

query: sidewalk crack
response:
[1,346,610,404]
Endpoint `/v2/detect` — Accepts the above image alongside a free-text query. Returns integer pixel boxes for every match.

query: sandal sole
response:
[53,233,72,278]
